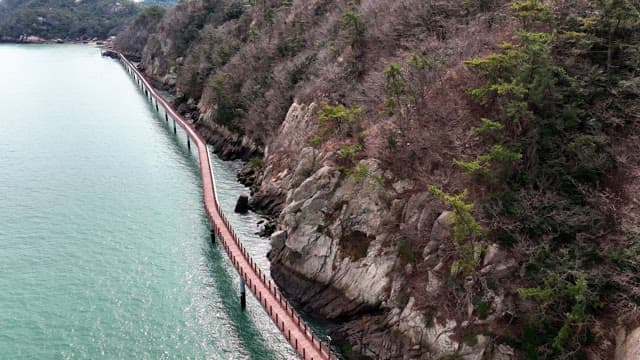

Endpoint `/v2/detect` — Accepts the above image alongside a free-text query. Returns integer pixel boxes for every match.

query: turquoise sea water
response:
[0,44,295,359]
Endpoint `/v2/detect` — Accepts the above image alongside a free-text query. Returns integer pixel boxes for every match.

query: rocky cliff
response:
[115,0,640,358]
[259,102,517,359]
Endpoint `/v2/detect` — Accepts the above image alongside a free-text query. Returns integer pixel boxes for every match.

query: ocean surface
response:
[0,44,296,359]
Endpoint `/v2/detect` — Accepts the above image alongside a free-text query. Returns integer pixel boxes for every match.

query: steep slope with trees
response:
[113,5,166,58]
[116,1,640,358]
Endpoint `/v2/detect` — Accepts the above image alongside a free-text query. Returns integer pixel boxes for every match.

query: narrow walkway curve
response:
[116,53,337,360]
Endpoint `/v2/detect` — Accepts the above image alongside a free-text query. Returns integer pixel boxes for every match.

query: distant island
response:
[0,0,174,43]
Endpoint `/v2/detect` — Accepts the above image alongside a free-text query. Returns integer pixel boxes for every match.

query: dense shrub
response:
[114,6,166,55]
[453,0,638,357]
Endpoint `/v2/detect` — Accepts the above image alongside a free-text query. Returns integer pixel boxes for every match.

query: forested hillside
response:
[115,1,640,358]
[0,0,170,41]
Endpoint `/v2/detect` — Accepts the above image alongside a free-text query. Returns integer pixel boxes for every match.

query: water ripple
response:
[0,44,293,360]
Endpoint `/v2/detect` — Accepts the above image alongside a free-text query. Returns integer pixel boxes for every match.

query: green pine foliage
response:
[584,0,640,73]
[509,0,551,27]
[316,104,363,142]
[428,185,486,276]
[518,273,594,354]
[338,143,363,160]
[341,10,365,46]
[456,0,639,357]
[475,118,504,134]
[383,62,406,116]
[465,31,557,132]
[455,144,522,180]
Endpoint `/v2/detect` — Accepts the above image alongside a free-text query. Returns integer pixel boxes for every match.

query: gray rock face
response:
[195,116,261,160]
[403,192,439,235]
[430,211,455,244]
[423,210,454,260]
[483,244,502,266]
[270,230,287,252]
[616,326,640,360]
[270,159,397,319]
[392,179,414,194]
[251,102,320,215]
[292,147,317,188]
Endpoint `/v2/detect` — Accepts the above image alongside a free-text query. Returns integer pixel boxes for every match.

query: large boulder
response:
[423,211,454,259]
[234,194,250,214]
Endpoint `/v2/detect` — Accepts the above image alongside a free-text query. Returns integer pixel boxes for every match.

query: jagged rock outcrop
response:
[251,102,320,214]
[194,118,261,160]
[270,159,396,319]
[262,102,504,359]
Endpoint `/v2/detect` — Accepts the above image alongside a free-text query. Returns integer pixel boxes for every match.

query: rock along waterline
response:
[0,44,294,359]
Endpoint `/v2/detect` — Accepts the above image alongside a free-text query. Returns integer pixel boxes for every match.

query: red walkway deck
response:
[117,54,336,360]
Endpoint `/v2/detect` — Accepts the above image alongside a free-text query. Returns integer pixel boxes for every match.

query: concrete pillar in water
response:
[210,228,215,244]
[187,138,191,150]
[165,112,168,122]
[240,277,246,310]
[173,120,177,134]
[155,100,159,111]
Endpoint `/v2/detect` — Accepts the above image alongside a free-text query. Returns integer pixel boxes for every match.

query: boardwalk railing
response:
[115,52,338,360]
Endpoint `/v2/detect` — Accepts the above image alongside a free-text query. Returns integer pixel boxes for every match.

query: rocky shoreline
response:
[111,1,640,352]
[111,66,500,356]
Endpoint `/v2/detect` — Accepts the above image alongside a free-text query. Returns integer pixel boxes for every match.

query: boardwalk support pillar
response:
[240,277,246,310]
[173,120,177,134]
[188,138,191,150]
[119,53,337,360]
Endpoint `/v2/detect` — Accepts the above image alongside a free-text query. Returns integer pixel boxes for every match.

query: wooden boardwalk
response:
[117,53,337,360]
